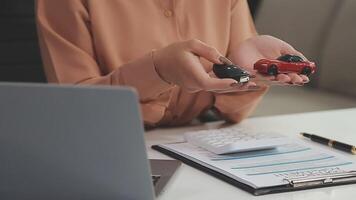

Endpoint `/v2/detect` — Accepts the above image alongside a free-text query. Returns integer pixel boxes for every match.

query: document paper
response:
[159,138,356,188]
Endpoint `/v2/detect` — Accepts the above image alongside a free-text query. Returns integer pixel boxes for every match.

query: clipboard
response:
[152,145,356,195]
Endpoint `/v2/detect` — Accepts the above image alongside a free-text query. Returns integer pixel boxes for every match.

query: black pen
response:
[300,132,356,155]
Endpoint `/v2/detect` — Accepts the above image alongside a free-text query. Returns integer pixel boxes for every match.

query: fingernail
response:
[219,56,233,65]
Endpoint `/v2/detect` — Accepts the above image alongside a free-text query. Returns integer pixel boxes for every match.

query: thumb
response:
[185,39,224,64]
[280,43,308,61]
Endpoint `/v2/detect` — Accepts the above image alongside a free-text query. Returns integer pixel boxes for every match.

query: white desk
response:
[145,108,356,200]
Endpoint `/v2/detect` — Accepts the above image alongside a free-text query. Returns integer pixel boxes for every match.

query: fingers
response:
[206,72,256,93]
[274,73,308,86]
[275,74,291,83]
[276,38,309,61]
[185,39,223,64]
[300,75,310,83]
[294,51,308,61]
[290,74,304,85]
[281,45,308,61]
[198,77,237,91]
[193,74,258,93]
[211,82,260,94]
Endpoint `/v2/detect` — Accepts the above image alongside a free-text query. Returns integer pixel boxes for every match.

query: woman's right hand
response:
[154,39,256,93]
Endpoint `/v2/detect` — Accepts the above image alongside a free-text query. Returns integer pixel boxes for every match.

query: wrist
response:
[117,51,174,100]
[151,49,173,85]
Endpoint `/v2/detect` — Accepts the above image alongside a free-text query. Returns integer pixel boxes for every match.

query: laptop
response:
[0,83,155,200]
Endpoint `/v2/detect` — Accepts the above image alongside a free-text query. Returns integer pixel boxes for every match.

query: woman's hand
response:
[229,35,309,85]
[154,39,256,93]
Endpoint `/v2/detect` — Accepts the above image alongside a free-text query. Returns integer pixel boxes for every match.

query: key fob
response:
[213,63,250,83]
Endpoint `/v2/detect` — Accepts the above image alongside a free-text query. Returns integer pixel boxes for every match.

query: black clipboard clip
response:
[284,171,356,188]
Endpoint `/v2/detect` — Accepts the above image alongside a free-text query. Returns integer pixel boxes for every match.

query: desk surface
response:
[145,108,356,200]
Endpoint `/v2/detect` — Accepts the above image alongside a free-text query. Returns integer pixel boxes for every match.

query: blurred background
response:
[253,0,356,116]
[0,0,45,82]
[1,0,355,117]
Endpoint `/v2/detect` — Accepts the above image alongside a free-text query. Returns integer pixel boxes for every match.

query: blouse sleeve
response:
[36,0,172,102]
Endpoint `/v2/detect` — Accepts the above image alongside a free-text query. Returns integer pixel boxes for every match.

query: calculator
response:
[184,127,288,154]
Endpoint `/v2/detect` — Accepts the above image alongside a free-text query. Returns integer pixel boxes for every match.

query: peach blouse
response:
[36,0,267,127]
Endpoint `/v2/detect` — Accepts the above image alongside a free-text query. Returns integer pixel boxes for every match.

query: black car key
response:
[213,63,250,83]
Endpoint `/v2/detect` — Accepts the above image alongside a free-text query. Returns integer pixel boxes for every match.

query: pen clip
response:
[284,171,356,188]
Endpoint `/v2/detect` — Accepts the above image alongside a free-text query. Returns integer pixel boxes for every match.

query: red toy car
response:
[254,54,317,76]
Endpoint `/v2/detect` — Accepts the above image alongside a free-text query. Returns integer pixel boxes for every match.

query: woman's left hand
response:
[228,35,310,85]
